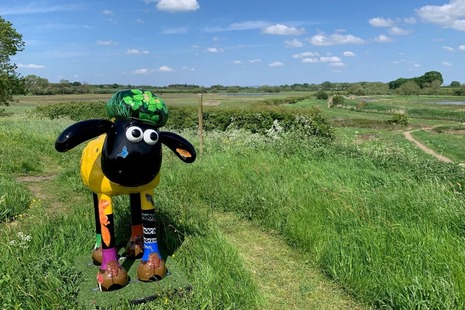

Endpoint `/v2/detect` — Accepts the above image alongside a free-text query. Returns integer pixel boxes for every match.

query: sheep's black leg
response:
[91,193,102,265]
[96,194,128,291]
[137,190,166,281]
[125,193,144,258]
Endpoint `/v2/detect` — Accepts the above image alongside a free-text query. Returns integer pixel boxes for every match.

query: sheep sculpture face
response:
[55,89,196,291]
[102,119,163,187]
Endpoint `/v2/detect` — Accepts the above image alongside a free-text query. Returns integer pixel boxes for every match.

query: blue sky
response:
[1,0,465,86]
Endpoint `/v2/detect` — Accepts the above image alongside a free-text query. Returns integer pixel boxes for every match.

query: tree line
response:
[20,74,465,97]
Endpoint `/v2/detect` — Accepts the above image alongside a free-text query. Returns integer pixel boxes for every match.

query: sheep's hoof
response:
[125,236,144,259]
[92,247,102,265]
[137,253,166,281]
[97,261,129,291]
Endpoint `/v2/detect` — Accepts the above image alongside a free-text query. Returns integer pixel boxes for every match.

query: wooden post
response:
[197,93,204,155]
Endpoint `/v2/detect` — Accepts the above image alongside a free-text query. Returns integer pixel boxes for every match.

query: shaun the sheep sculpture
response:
[55,89,196,291]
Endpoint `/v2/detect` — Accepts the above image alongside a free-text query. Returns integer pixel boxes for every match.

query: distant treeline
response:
[21,71,465,96]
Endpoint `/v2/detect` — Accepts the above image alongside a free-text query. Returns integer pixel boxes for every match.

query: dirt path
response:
[403,130,454,163]
[215,212,369,310]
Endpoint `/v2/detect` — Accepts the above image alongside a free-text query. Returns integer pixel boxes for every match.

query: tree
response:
[450,81,461,87]
[363,82,389,95]
[388,78,408,89]
[24,75,50,94]
[347,83,366,96]
[396,80,420,95]
[320,81,333,90]
[422,71,443,86]
[0,16,25,105]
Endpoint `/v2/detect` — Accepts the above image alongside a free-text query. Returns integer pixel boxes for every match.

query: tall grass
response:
[0,116,260,309]
[4,93,465,308]
[166,129,465,308]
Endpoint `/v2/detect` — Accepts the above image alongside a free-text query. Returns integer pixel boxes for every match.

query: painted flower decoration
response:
[106,89,169,127]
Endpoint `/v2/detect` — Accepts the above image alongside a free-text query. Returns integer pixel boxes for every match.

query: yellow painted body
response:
[80,135,160,197]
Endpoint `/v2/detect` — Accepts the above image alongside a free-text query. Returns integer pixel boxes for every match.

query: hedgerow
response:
[34,101,334,140]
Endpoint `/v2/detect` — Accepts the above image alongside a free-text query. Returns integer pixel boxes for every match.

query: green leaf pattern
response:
[113,89,168,127]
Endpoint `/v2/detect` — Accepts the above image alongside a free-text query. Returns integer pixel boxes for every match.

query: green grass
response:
[174,129,465,309]
[3,92,465,308]
[411,129,465,163]
[0,116,260,309]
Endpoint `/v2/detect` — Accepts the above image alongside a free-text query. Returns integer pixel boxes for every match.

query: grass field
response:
[2,92,465,308]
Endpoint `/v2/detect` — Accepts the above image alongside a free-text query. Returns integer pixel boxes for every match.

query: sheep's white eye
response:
[143,129,159,145]
[125,126,143,143]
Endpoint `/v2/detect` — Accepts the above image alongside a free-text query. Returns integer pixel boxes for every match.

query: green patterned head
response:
[106,89,168,127]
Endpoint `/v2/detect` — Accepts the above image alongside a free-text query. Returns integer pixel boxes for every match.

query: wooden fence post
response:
[198,93,204,155]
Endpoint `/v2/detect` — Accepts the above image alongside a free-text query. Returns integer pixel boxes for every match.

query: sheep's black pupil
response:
[149,132,157,140]
[132,129,141,138]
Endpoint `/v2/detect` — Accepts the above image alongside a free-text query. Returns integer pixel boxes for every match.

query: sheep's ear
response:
[55,119,113,152]
[160,132,196,163]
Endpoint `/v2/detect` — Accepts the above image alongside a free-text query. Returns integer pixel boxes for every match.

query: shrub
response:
[331,95,345,105]
[263,96,312,105]
[316,90,329,100]
[34,101,107,121]
[387,112,408,126]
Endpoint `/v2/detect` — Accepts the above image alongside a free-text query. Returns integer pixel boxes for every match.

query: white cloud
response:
[300,56,345,65]
[443,46,455,51]
[302,58,319,63]
[269,61,284,67]
[97,40,116,46]
[233,60,242,64]
[126,49,150,55]
[374,35,393,42]
[0,4,80,15]
[320,56,342,63]
[249,59,262,63]
[284,38,303,48]
[156,0,199,12]
[261,24,306,35]
[309,33,364,46]
[404,17,417,24]
[207,47,224,53]
[133,68,151,74]
[389,26,411,35]
[102,10,113,15]
[182,66,195,71]
[416,0,465,31]
[343,51,356,57]
[132,65,174,73]
[17,63,45,69]
[159,65,174,72]
[204,20,269,33]
[229,21,269,31]
[459,44,465,50]
[442,61,453,66]
[368,17,395,27]
[293,51,320,59]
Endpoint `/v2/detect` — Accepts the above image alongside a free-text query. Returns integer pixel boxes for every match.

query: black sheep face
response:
[101,119,162,187]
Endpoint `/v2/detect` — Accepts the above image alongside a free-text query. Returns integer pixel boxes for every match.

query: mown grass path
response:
[403,130,453,163]
[215,212,369,310]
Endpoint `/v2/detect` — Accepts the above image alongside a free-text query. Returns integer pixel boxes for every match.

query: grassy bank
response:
[2,92,465,308]
[167,129,465,309]
[0,117,260,309]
